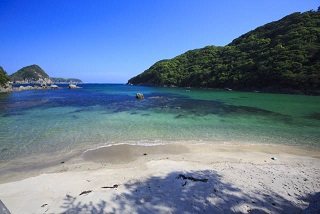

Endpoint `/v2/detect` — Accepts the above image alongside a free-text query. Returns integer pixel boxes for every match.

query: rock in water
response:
[68,84,80,89]
[136,93,144,99]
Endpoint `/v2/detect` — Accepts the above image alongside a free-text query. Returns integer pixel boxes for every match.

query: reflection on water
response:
[0,84,319,161]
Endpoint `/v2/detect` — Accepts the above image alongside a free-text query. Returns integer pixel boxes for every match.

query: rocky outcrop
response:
[136,93,144,99]
[0,83,12,93]
[50,85,59,89]
[68,84,81,89]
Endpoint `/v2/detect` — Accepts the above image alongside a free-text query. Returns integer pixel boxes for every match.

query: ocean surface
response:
[0,84,319,161]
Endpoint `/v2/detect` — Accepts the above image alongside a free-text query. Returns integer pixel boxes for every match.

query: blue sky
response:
[0,0,318,83]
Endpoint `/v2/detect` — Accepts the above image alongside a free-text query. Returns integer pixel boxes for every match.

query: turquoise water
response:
[0,84,319,161]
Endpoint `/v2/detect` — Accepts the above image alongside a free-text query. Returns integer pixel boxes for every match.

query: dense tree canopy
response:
[0,66,10,86]
[128,11,320,93]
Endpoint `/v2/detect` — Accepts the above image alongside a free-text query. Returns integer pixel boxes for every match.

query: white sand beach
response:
[0,143,319,213]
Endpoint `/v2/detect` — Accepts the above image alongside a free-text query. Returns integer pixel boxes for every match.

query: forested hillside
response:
[128,11,320,93]
[10,65,49,82]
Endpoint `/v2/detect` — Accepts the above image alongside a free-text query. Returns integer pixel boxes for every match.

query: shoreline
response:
[128,83,320,96]
[1,141,319,184]
[0,142,319,213]
[2,83,320,96]
[0,141,319,183]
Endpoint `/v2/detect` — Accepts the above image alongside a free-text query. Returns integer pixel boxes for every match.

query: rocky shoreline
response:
[0,84,81,93]
[0,83,12,93]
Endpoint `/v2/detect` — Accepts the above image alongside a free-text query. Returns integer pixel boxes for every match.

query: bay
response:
[0,84,319,161]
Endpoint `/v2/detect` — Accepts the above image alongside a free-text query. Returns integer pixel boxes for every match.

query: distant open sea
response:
[0,84,319,161]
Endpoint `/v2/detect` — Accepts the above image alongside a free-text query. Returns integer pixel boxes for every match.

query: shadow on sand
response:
[60,170,319,213]
[61,194,107,214]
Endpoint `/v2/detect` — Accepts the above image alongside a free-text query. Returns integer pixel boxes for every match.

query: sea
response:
[0,84,319,161]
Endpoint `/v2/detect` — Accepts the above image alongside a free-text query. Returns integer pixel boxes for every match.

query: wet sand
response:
[82,144,190,164]
[0,142,319,213]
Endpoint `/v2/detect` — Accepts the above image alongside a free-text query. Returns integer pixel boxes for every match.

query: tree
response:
[128,11,320,94]
[0,66,10,86]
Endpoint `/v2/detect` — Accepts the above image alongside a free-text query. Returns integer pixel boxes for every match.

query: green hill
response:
[128,10,320,94]
[10,64,50,82]
[0,66,10,86]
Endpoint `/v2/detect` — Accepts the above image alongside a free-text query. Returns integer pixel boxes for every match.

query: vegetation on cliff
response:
[7,64,82,85]
[128,10,320,93]
[0,66,10,86]
[10,65,50,82]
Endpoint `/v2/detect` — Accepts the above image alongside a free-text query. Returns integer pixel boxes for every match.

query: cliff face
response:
[0,83,12,93]
[128,11,320,93]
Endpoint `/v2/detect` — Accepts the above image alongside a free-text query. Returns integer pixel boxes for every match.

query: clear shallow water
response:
[0,84,319,161]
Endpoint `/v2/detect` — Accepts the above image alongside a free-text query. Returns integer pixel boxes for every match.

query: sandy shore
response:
[0,142,319,213]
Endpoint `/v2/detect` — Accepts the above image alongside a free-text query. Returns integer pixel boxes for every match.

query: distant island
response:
[128,10,320,94]
[50,77,82,84]
[0,64,82,92]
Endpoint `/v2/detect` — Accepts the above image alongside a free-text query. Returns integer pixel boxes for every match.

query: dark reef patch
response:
[0,87,293,124]
[305,112,320,121]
